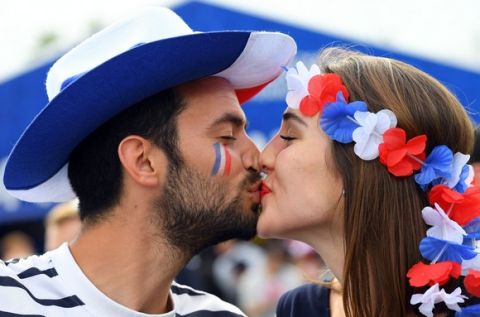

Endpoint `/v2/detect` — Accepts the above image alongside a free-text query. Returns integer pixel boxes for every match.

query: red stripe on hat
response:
[235,79,275,104]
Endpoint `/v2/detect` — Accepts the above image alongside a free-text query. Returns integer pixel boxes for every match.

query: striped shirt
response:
[0,243,246,317]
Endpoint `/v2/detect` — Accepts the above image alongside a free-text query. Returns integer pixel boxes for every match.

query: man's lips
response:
[260,182,272,198]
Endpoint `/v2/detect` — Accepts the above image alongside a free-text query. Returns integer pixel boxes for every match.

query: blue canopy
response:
[1,0,479,224]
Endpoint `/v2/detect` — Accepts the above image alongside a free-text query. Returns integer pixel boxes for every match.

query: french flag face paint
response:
[211,143,232,176]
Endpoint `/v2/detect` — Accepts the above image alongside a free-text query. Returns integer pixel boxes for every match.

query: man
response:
[0,7,296,316]
[44,199,81,251]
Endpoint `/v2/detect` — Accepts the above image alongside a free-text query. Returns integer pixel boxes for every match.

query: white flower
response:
[351,109,397,160]
[440,287,466,312]
[411,284,466,317]
[442,152,470,188]
[466,164,475,188]
[285,61,320,109]
[422,203,466,244]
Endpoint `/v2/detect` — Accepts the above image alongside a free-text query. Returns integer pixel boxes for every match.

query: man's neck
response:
[69,209,188,314]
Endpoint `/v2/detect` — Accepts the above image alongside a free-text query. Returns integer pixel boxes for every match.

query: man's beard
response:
[154,162,261,256]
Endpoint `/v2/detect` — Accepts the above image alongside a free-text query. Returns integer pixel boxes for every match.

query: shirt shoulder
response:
[0,251,86,316]
[276,283,330,317]
[172,281,246,317]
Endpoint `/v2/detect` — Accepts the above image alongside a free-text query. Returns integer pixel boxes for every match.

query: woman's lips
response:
[260,182,272,199]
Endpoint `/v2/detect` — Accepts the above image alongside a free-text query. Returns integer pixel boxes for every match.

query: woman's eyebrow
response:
[282,112,308,126]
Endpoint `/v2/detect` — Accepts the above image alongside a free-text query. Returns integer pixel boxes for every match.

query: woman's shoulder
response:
[276,283,330,317]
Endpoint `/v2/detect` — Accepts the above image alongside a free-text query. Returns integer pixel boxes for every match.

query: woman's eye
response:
[280,135,296,142]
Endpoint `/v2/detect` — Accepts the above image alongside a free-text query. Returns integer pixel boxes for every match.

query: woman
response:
[258,48,480,316]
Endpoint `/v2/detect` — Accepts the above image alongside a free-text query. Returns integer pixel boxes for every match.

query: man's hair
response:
[68,88,186,224]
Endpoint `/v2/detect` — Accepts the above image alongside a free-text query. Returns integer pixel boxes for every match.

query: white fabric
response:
[0,243,246,316]
[216,32,296,88]
[47,7,192,100]
[7,164,75,202]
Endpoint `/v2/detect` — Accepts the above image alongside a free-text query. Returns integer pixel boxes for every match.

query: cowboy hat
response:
[3,7,296,203]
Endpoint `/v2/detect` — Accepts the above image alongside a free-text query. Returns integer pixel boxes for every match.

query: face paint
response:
[211,143,232,176]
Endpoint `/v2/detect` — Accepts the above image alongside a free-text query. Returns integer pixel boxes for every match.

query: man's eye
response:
[280,135,296,142]
[221,136,237,141]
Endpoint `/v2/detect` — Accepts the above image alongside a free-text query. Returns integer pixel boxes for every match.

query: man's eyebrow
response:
[282,112,307,126]
[210,113,249,129]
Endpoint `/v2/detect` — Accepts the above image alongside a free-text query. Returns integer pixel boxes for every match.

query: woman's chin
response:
[256,203,278,238]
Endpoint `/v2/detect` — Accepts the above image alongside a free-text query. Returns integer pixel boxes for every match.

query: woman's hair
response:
[318,48,475,316]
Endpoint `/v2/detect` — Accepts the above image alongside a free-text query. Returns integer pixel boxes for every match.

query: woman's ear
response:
[117,136,167,188]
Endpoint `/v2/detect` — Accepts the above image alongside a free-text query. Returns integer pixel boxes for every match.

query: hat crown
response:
[46,7,193,100]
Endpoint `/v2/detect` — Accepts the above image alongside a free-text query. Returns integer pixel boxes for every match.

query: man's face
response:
[154,77,262,255]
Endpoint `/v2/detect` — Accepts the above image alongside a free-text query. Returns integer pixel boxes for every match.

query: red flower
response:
[407,261,461,287]
[465,270,480,297]
[378,128,427,176]
[299,74,349,117]
[429,184,480,225]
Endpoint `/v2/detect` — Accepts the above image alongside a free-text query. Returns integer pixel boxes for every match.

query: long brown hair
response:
[318,48,474,316]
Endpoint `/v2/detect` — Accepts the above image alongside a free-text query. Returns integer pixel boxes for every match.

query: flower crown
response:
[286,61,480,317]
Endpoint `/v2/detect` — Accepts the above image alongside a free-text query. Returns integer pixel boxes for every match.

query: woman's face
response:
[258,108,344,240]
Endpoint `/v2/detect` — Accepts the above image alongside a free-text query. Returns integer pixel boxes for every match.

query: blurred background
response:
[1,1,479,315]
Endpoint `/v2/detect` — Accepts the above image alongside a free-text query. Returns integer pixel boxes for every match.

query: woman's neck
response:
[296,224,345,283]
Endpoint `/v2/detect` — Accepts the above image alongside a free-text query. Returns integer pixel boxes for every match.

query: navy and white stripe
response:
[0,244,246,317]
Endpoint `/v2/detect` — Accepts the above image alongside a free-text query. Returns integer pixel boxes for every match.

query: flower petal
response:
[406,134,427,155]
[456,304,480,317]
[285,61,321,110]
[378,109,397,130]
[415,146,453,191]
[420,237,476,263]
[464,270,480,297]
[423,204,466,244]
[445,153,470,189]
[319,96,367,143]
[407,261,460,287]
[462,255,480,276]
[299,95,321,117]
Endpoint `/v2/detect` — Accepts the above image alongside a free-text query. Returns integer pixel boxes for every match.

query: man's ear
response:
[117,136,167,187]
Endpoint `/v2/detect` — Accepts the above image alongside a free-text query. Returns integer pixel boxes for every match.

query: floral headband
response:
[286,61,480,317]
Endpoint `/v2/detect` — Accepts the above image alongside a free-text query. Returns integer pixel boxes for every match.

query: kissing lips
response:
[260,182,272,199]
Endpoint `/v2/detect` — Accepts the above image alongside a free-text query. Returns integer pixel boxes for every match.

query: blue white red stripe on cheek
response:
[211,143,232,176]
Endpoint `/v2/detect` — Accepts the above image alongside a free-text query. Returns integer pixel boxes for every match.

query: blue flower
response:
[320,92,368,143]
[419,236,476,263]
[463,217,480,242]
[415,145,453,191]
[454,164,471,193]
[456,304,480,317]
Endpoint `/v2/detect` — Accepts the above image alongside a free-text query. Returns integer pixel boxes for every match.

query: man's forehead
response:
[178,76,234,97]
[177,76,245,124]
